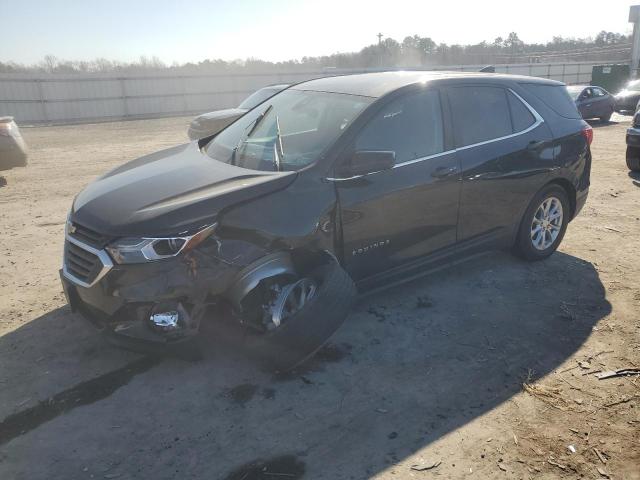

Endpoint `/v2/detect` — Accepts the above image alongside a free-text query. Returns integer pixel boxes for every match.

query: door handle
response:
[527,140,546,150]
[431,166,459,178]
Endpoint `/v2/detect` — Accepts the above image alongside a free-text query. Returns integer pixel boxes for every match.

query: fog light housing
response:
[150,311,179,329]
[148,302,190,334]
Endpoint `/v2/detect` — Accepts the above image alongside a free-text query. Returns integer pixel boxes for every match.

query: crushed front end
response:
[60,219,254,344]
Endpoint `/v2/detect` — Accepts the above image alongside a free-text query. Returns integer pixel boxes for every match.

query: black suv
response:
[61,72,592,369]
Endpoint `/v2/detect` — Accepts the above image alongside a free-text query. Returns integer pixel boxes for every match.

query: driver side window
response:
[355,90,444,164]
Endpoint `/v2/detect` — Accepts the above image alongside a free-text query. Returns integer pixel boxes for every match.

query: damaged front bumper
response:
[60,234,246,344]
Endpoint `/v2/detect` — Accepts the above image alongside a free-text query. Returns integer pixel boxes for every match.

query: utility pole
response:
[630,5,640,78]
[377,33,383,45]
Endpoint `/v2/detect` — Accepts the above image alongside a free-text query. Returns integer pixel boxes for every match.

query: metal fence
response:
[0,61,609,125]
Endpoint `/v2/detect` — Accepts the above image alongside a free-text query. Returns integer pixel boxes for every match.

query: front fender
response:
[225,252,296,310]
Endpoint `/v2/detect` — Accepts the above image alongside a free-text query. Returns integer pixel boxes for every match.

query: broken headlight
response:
[106,224,216,264]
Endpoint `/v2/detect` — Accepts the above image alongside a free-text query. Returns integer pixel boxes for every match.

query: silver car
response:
[188,84,289,141]
[0,116,28,172]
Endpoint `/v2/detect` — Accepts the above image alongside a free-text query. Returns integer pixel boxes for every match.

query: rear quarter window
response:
[448,86,513,147]
[521,84,581,119]
[507,91,536,132]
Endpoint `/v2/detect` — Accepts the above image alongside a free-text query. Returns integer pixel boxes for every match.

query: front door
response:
[334,88,461,281]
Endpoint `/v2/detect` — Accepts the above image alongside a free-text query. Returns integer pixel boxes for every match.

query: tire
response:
[600,110,613,122]
[513,184,570,262]
[626,146,640,171]
[244,262,356,372]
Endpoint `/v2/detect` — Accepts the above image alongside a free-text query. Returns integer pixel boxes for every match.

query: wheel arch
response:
[545,178,576,220]
[225,248,340,311]
[511,178,576,247]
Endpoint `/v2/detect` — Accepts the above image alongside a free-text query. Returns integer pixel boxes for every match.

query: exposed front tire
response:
[243,261,356,372]
[626,146,640,171]
[513,185,570,262]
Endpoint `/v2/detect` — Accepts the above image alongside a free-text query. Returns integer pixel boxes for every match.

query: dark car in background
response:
[614,79,640,113]
[187,84,289,140]
[566,85,615,121]
[61,72,592,370]
[625,108,640,171]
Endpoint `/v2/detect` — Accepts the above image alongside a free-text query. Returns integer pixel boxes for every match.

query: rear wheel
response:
[242,261,356,372]
[626,146,640,171]
[600,109,613,122]
[514,185,570,261]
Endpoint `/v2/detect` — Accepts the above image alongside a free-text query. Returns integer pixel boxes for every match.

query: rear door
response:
[590,87,610,117]
[447,84,554,249]
[334,88,460,281]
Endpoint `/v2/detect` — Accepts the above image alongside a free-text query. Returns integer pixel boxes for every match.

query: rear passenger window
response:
[355,90,444,164]
[521,83,581,119]
[507,91,536,132]
[449,86,512,147]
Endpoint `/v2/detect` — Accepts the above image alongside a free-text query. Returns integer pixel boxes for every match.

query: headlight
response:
[106,224,216,264]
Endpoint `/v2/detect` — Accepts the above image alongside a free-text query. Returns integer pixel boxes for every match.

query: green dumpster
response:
[591,64,630,94]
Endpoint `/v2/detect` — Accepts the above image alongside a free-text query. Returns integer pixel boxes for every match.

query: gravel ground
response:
[0,114,638,479]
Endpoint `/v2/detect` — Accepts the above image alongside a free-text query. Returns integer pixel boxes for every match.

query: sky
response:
[0,0,635,65]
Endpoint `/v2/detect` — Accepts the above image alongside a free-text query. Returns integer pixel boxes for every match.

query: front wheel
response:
[243,261,356,371]
[513,185,570,262]
[626,146,640,171]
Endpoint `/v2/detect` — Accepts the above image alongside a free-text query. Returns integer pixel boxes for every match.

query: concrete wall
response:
[0,62,604,125]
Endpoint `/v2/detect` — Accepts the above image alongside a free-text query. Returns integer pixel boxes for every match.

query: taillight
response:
[582,125,593,146]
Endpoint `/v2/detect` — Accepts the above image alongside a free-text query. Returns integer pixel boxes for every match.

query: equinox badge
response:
[352,239,390,256]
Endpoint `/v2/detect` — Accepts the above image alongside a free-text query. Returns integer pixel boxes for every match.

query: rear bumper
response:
[626,127,640,147]
[574,188,588,219]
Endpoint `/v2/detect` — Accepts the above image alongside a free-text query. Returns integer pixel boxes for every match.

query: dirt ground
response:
[0,115,638,480]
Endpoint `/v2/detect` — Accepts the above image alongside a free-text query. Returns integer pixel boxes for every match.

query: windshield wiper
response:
[273,114,284,172]
[230,105,273,166]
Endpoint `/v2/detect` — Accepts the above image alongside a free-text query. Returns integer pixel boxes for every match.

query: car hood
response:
[195,108,247,123]
[72,142,296,237]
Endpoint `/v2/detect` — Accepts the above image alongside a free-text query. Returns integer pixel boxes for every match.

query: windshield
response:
[565,86,584,100]
[238,87,285,110]
[206,89,372,171]
[626,80,640,92]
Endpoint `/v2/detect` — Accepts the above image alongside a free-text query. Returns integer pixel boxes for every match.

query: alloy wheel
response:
[268,278,318,328]
[530,196,563,251]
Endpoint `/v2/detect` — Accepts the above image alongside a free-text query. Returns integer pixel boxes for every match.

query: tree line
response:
[0,31,630,74]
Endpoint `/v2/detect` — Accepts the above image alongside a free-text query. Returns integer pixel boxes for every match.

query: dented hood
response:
[72,142,296,236]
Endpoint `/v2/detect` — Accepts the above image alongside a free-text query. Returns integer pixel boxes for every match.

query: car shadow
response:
[587,119,619,128]
[0,251,611,479]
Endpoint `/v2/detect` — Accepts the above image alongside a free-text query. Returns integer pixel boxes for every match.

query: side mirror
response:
[337,150,395,178]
